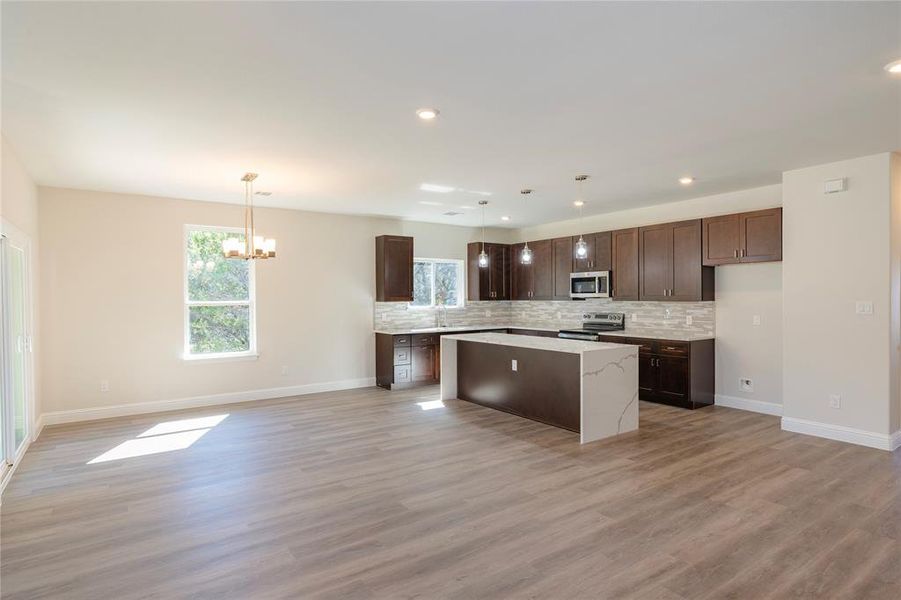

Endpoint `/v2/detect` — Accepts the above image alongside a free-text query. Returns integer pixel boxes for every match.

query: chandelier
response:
[222,173,276,260]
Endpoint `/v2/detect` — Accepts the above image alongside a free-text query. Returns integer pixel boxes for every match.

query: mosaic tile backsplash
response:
[375,299,715,336]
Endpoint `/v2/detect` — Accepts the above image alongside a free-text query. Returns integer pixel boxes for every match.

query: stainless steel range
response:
[558,312,625,341]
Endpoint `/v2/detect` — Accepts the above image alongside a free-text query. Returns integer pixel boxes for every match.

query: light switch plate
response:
[855,301,874,315]
[752,315,761,326]
[685,315,693,326]
[829,394,842,409]
[824,178,847,194]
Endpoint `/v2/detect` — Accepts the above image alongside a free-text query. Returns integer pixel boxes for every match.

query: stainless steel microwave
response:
[570,271,610,298]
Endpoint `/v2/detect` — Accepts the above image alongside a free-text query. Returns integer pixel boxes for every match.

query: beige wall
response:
[1,135,41,421]
[783,153,895,435]
[514,184,785,406]
[38,186,514,416]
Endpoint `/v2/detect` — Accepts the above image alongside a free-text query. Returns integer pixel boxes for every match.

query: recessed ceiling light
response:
[679,176,695,185]
[458,205,475,209]
[501,216,511,221]
[418,200,443,206]
[884,59,901,74]
[416,108,439,120]
[420,183,455,193]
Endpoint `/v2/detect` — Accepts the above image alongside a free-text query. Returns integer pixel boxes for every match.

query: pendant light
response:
[520,189,533,264]
[222,173,277,260]
[573,175,589,260]
[478,200,489,268]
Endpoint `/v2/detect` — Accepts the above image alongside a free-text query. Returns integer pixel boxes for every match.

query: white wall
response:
[38,186,514,418]
[783,153,896,439]
[514,184,785,407]
[0,135,41,421]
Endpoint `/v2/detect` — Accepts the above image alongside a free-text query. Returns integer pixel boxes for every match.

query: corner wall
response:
[782,153,898,448]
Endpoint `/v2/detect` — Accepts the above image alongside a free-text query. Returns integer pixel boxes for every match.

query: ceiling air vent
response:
[443,211,462,216]
[254,191,272,196]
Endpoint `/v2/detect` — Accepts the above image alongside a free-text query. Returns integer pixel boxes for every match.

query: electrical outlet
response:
[740,378,753,392]
[556,312,562,319]
[380,313,388,322]
[511,359,518,372]
[486,310,492,318]
[281,366,289,376]
[685,315,693,326]
[631,313,638,322]
[752,315,761,326]
[100,379,110,393]
[829,394,842,409]
[855,301,873,315]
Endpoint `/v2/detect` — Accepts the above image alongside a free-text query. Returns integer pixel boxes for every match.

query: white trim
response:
[0,413,43,502]
[714,394,782,416]
[182,352,259,363]
[39,377,376,426]
[781,416,899,451]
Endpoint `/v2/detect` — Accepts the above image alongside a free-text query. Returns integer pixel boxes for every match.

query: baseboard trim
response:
[781,416,899,451]
[715,394,782,416]
[40,377,377,426]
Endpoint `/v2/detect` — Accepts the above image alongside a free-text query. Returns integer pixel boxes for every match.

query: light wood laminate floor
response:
[3,385,901,599]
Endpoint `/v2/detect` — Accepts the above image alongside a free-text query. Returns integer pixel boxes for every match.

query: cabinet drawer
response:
[393,346,412,365]
[627,338,656,354]
[412,333,438,346]
[393,335,411,347]
[657,341,689,357]
[394,364,411,383]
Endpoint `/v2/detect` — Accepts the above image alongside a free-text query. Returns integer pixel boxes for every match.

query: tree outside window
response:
[411,259,463,308]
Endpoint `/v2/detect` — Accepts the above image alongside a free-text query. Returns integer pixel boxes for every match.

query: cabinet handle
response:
[740,248,746,258]
[734,249,738,258]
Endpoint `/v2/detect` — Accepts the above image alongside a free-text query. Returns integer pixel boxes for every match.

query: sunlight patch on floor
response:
[416,399,445,411]
[88,414,229,464]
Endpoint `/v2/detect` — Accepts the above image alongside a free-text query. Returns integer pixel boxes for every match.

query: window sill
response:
[407,305,466,310]
[182,352,259,364]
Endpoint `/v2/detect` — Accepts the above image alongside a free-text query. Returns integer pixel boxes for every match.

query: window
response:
[411,258,464,308]
[184,226,256,359]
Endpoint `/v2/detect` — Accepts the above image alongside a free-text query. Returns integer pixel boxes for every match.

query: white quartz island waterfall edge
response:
[440,333,639,444]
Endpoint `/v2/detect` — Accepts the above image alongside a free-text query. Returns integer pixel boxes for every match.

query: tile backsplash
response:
[375,299,715,336]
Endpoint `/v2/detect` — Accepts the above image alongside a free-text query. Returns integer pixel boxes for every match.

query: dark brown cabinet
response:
[702,208,782,266]
[411,344,439,383]
[467,242,510,301]
[376,332,439,389]
[603,337,714,409]
[552,237,573,300]
[572,231,612,273]
[375,235,413,302]
[511,239,554,300]
[612,228,640,300]
[638,220,713,302]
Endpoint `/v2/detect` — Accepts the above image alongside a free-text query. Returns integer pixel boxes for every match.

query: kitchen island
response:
[440,332,639,444]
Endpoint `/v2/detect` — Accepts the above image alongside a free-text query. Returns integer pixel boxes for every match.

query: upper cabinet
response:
[511,239,554,300]
[638,220,714,302]
[572,231,612,273]
[702,208,782,266]
[467,242,510,301]
[375,235,413,302]
[553,237,573,300]
[612,228,640,300]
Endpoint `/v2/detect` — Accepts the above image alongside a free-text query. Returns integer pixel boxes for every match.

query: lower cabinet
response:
[601,336,714,409]
[376,332,440,390]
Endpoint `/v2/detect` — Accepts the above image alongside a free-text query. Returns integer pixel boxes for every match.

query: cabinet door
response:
[572,234,595,272]
[702,214,741,265]
[488,243,510,300]
[670,220,703,301]
[639,224,672,301]
[740,208,782,263]
[530,239,555,300]
[638,354,657,400]
[411,345,437,382]
[593,231,612,272]
[553,237,573,300]
[375,235,413,301]
[467,242,491,301]
[656,356,689,404]
[612,228,639,300]
[511,243,532,300]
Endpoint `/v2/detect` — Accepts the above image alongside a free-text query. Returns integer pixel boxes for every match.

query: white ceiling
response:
[2,2,900,228]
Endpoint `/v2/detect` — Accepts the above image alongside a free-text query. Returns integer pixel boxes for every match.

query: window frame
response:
[182,224,258,361]
[409,257,465,309]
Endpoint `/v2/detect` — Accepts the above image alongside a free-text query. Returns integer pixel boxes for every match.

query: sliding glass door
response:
[1,224,32,473]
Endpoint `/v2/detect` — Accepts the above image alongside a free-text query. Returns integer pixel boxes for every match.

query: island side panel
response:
[580,347,639,443]
[456,340,581,432]
[440,337,457,401]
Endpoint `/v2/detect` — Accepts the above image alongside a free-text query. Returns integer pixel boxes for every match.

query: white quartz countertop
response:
[441,332,638,355]
[374,323,713,341]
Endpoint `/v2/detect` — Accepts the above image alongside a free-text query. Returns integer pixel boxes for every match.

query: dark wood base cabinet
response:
[376,333,441,390]
[601,336,714,409]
